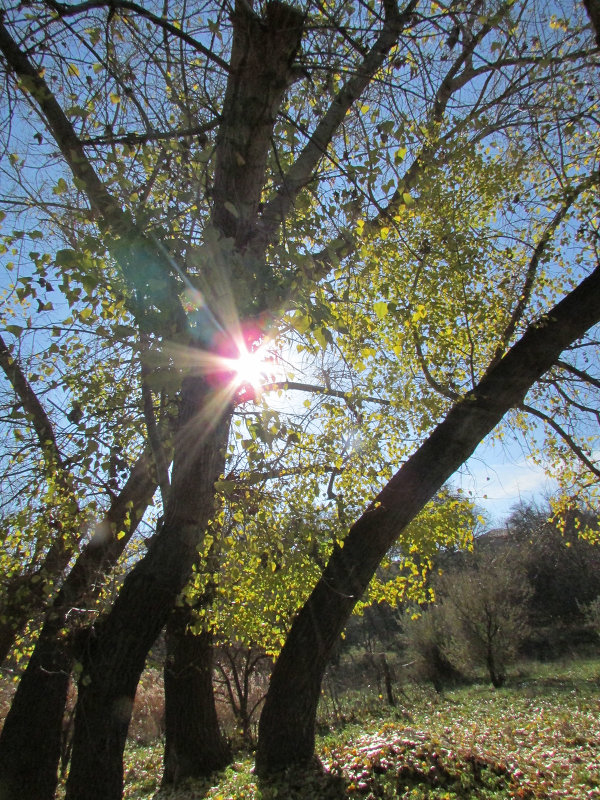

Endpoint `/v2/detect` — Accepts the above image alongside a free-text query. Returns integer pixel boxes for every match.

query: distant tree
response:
[213,644,271,747]
[436,548,532,688]
[506,504,600,627]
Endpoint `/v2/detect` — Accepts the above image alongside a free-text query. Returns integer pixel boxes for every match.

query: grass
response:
[111,658,600,798]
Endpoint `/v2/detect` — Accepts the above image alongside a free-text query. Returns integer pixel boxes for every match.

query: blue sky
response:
[458,438,558,526]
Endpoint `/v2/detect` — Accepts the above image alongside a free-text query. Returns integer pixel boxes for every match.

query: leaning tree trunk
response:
[162,609,230,785]
[64,376,232,800]
[255,265,600,775]
[0,450,156,800]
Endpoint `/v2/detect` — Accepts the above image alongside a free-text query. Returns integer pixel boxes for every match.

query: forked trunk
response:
[65,377,232,800]
[162,609,230,785]
[0,449,156,800]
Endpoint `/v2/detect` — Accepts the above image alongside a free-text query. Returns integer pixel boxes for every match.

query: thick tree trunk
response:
[0,617,71,800]
[0,450,156,800]
[65,376,232,800]
[162,610,230,785]
[255,266,600,775]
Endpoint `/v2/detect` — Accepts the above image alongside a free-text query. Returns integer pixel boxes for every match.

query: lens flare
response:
[225,341,275,395]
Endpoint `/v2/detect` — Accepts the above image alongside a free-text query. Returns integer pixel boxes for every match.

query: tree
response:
[1,1,600,797]
[506,503,600,628]
[402,603,463,692]
[437,547,532,688]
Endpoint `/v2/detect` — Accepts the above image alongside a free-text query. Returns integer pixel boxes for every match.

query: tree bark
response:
[162,610,230,785]
[0,617,71,800]
[64,376,232,800]
[255,265,600,775]
[0,449,157,800]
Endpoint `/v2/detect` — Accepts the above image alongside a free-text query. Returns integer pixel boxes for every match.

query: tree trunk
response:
[0,449,157,800]
[487,650,505,688]
[380,654,396,707]
[255,266,600,775]
[65,376,232,800]
[163,610,230,785]
[0,617,71,800]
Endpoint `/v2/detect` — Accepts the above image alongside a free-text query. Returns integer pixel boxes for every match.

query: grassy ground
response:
[118,658,600,800]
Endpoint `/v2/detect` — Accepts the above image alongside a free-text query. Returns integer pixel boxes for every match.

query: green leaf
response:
[292,313,311,335]
[5,325,23,337]
[374,301,388,320]
[53,178,69,196]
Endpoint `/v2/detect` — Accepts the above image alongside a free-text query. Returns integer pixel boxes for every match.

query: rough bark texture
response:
[0,449,156,800]
[64,377,232,800]
[212,0,304,252]
[255,265,600,774]
[162,612,230,785]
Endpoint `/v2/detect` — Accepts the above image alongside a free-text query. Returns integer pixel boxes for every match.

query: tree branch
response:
[583,0,600,47]
[269,2,517,301]
[556,359,600,391]
[0,333,68,474]
[0,445,158,664]
[79,120,220,148]
[412,332,459,401]
[257,380,390,406]
[255,0,419,249]
[0,17,188,334]
[41,0,230,72]
[490,172,600,366]
[520,402,600,480]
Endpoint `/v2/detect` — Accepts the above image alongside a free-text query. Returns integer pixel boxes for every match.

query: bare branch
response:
[520,402,600,480]
[79,121,220,148]
[556,359,600,391]
[41,0,230,72]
